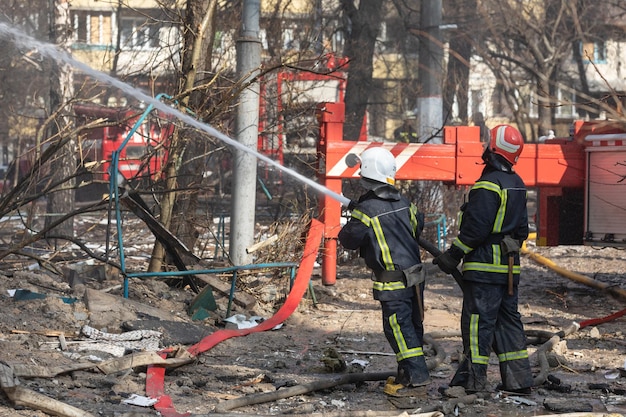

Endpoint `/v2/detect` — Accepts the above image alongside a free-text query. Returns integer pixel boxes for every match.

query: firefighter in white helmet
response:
[338,147,431,397]
[433,124,533,394]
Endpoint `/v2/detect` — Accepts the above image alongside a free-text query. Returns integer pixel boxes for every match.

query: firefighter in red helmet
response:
[484,123,524,168]
[433,124,533,394]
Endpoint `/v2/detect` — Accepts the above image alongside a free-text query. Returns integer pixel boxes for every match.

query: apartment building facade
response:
[9,1,626,148]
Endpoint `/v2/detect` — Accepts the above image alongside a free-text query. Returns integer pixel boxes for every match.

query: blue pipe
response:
[109,93,172,297]
[424,213,448,251]
[126,262,298,317]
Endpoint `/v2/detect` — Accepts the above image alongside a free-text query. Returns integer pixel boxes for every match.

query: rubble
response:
[0,223,626,416]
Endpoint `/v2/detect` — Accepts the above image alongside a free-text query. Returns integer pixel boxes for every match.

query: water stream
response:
[0,22,351,207]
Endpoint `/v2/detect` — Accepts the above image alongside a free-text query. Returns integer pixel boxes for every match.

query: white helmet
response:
[359,147,396,185]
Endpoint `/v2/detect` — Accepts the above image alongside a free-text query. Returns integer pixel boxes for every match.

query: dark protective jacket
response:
[338,185,424,299]
[450,165,528,285]
[394,125,418,143]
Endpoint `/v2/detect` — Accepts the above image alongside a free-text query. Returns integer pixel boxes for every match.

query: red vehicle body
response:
[257,54,365,177]
[74,103,173,185]
[315,102,626,284]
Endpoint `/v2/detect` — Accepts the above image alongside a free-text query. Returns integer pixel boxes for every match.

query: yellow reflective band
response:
[396,346,424,361]
[469,314,489,365]
[463,262,521,274]
[389,313,424,361]
[472,180,500,193]
[373,281,407,291]
[492,244,501,264]
[409,204,419,238]
[497,350,529,362]
[493,188,507,233]
[371,217,394,270]
[351,209,371,226]
[453,237,473,254]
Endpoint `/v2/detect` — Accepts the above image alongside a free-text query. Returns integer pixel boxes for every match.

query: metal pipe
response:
[108,93,172,297]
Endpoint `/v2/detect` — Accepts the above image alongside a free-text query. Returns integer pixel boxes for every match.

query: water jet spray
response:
[0,22,351,207]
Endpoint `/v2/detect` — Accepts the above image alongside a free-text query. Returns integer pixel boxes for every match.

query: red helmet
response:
[488,124,524,165]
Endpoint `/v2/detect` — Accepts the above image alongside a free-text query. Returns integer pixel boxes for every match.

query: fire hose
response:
[522,233,626,320]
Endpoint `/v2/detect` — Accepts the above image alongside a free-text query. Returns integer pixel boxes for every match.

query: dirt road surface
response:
[0,235,625,417]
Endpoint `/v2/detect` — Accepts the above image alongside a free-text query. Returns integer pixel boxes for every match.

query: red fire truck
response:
[73,103,173,187]
[315,102,626,284]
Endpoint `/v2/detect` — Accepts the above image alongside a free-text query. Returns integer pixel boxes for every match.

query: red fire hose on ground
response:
[146,219,325,417]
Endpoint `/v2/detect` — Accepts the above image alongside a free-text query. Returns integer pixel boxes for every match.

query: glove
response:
[347,200,357,211]
[433,250,461,275]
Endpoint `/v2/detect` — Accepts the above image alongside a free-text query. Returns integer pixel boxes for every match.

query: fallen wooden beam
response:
[0,362,95,417]
[11,362,96,378]
[97,350,193,375]
[246,235,278,253]
[5,385,96,417]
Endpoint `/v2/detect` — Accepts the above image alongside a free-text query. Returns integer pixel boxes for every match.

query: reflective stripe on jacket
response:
[451,166,529,285]
[338,185,424,298]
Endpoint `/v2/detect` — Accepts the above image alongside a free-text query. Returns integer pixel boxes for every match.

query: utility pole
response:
[417,0,443,144]
[416,0,444,214]
[230,0,261,266]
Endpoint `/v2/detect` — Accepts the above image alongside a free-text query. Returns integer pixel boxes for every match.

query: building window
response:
[527,89,538,118]
[555,86,577,118]
[120,17,160,50]
[332,30,344,52]
[283,28,295,50]
[580,41,606,63]
[71,11,112,46]
[259,29,268,50]
[527,86,577,119]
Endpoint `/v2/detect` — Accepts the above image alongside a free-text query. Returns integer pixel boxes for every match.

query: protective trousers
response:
[379,282,430,386]
[450,281,533,392]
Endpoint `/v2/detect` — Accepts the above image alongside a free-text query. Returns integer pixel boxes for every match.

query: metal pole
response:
[417,0,443,144]
[231,0,262,265]
[416,0,445,214]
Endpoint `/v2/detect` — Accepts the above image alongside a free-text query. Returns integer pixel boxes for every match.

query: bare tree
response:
[469,0,626,139]
[148,0,221,272]
[45,0,77,245]
[340,0,385,141]
[443,0,477,124]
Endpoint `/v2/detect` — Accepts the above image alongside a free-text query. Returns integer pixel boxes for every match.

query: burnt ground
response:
[0,210,625,417]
